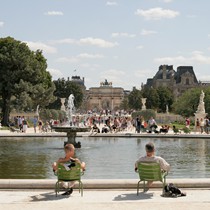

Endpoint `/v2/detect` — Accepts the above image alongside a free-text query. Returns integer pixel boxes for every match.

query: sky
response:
[1,0,210,90]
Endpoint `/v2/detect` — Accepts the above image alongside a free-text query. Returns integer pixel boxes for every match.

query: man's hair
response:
[64,144,75,152]
[145,142,155,153]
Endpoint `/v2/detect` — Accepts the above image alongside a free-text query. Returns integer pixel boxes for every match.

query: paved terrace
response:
[0,179,210,210]
[0,127,210,139]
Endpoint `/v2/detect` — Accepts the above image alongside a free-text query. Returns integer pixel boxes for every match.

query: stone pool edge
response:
[0,179,210,189]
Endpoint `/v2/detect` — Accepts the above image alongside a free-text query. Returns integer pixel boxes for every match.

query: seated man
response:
[52,144,85,195]
[135,142,170,189]
[91,124,100,133]
[101,124,110,133]
[159,125,170,134]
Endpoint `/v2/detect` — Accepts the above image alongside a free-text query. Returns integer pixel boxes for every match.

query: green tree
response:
[48,78,83,110]
[141,87,159,110]
[156,86,174,112]
[128,87,142,110]
[172,87,206,116]
[0,37,55,125]
[120,96,129,110]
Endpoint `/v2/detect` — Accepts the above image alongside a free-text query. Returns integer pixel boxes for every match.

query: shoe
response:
[61,188,73,196]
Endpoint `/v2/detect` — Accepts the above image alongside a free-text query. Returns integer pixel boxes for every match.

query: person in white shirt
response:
[135,142,170,189]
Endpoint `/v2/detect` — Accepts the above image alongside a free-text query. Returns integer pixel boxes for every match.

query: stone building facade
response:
[86,80,124,111]
[145,65,202,97]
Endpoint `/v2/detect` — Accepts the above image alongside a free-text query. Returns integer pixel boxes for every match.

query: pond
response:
[0,137,210,179]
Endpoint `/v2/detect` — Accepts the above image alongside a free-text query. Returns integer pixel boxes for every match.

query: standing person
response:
[18,116,23,131]
[185,117,190,128]
[33,117,38,133]
[200,118,205,134]
[195,118,200,133]
[135,142,170,189]
[204,117,209,134]
[38,120,43,132]
[135,116,141,133]
[22,117,28,133]
[52,144,85,196]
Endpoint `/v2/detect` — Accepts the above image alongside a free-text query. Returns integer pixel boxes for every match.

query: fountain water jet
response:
[53,94,90,148]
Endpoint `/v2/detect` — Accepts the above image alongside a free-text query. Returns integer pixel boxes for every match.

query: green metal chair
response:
[136,162,168,195]
[55,162,84,197]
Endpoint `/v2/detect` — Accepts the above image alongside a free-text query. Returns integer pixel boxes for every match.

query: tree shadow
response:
[30,191,71,202]
[113,192,154,201]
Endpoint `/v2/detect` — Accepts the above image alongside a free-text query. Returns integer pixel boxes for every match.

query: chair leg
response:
[162,177,166,195]
[55,181,59,197]
[137,181,141,195]
[80,181,83,197]
[143,181,146,192]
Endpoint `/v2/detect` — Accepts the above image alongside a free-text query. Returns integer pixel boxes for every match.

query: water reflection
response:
[0,137,210,179]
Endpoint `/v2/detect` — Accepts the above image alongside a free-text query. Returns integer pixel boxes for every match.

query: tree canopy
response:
[0,37,55,125]
[172,87,210,116]
[128,87,142,110]
[48,78,84,110]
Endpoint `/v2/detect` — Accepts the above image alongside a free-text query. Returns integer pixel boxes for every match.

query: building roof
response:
[174,66,198,84]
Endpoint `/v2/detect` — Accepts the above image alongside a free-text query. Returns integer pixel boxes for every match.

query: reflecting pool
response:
[0,137,210,179]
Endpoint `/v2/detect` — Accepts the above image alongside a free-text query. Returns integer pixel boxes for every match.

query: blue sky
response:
[1,0,210,90]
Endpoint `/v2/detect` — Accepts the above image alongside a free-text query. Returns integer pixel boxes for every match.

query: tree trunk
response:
[1,97,11,126]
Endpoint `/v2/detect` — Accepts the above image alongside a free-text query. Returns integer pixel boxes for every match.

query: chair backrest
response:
[57,162,82,181]
[137,162,162,182]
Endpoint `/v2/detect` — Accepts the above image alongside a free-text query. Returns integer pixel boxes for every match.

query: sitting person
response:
[135,142,170,189]
[91,124,100,133]
[159,125,170,134]
[172,125,180,134]
[101,124,110,133]
[52,144,85,196]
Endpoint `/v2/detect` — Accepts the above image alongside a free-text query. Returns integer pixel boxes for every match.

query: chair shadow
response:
[30,191,70,202]
[113,192,154,201]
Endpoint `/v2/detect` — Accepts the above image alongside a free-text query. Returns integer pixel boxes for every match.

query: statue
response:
[166,105,169,114]
[60,98,66,111]
[35,105,39,116]
[66,94,75,125]
[141,98,147,110]
[196,90,205,114]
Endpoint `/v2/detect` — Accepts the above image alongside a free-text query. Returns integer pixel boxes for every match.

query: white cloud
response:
[198,75,210,81]
[56,57,79,63]
[154,51,210,65]
[136,45,143,50]
[44,11,63,16]
[141,29,157,35]
[79,37,118,48]
[135,7,180,20]
[50,38,75,44]
[208,34,210,38]
[47,68,63,78]
[25,41,57,54]
[111,32,136,38]
[51,37,118,48]
[78,53,104,59]
[134,69,153,78]
[0,21,4,27]
[106,1,118,6]
[57,53,104,63]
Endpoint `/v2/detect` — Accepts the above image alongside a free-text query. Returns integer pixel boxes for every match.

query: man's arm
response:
[159,157,170,172]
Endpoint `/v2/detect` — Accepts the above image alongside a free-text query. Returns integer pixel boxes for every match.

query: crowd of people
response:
[7,113,210,135]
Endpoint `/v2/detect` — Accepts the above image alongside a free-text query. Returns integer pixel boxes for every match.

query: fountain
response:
[53,94,90,148]
[194,90,207,130]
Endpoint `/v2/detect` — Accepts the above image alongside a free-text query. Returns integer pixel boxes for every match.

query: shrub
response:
[132,109,156,121]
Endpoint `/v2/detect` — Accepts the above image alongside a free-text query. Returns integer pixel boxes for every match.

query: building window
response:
[186,78,190,85]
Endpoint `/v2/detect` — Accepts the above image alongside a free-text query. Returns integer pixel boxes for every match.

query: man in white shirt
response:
[135,142,170,188]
